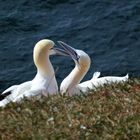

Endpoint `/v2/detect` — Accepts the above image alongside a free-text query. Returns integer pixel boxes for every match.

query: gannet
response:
[0,39,67,107]
[58,41,129,96]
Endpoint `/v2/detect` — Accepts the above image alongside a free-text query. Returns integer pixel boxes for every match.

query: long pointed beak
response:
[50,47,70,56]
[57,41,80,62]
[50,44,69,56]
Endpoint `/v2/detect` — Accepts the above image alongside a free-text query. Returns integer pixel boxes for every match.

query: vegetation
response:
[0,79,140,140]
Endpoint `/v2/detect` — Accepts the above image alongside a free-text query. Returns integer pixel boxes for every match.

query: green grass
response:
[0,79,140,140]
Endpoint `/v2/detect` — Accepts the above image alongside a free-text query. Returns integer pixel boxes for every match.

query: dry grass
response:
[0,79,140,140]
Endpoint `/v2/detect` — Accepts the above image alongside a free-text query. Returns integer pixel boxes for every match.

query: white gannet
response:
[0,39,67,107]
[57,41,129,96]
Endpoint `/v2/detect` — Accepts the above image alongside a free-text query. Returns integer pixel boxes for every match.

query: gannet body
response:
[78,72,128,93]
[0,39,64,107]
[58,41,129,95]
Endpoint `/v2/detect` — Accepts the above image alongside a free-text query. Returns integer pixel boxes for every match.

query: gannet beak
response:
[50,44,69,56]
[57,41,80,63]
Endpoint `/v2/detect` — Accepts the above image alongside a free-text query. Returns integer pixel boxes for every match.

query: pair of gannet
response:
[0,39,128,107]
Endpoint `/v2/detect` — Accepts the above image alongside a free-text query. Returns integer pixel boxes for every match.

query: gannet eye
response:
[76,55,80,62]
[74,51,80,60]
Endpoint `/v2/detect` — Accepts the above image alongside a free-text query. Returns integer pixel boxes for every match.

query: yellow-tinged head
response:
[33,39,54,74]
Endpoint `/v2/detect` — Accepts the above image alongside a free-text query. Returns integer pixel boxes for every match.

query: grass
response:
[0,79,140,140]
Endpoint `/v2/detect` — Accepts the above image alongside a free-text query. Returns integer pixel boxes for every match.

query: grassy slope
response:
[0,79,140,140]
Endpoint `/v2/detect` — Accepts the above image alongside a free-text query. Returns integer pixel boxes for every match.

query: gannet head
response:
[57,41,91,70]
[33,39,72,75]
[75,50,91,69]
[33,40,53,71]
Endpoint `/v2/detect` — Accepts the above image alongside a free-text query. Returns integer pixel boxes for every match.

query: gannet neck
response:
[33,39,55,75]
[60,50,91,94]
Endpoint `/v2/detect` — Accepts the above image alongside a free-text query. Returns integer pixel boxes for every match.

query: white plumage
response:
[0,39,62,107]
[58,41,129,95]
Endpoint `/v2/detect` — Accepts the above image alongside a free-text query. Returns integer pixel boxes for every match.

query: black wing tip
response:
[0,92,11,101]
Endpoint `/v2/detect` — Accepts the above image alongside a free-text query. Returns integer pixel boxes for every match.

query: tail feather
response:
[91,72,101,80]
[124,73,129,81]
